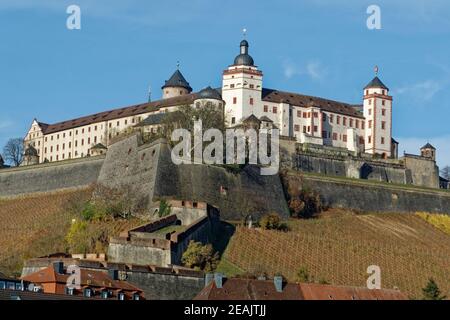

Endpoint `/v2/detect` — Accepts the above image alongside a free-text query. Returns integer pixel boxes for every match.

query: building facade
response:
[24,38,397,165]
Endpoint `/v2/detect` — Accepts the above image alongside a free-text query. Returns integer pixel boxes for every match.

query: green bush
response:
[158,200,172,218]
[422,278,446,300]
[182,240,219,272]
[296,266,311,283]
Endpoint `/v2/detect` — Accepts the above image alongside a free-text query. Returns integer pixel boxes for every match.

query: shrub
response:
[296,266,311,283]
[182,240,219,272]
[422,278,446,300]
[65,220,90,254]
[158,200,172,218]
[259,213,284,230]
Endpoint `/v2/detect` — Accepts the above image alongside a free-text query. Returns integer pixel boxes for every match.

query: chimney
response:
[205,273,214,288]
[214,273,223,289]
[274,276,283,293]
[53,261,64,274]
[108,269,119,281]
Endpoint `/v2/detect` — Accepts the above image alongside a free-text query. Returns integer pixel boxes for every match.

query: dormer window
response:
[84,288,92,298]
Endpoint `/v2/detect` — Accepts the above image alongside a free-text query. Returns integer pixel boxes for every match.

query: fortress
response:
[23,38,408,165]
[1,38,447,217]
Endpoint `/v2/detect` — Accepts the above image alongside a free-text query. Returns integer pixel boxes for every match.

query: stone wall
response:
[280,139,439,188]
[300,174,450,214]
[0,156,104,197]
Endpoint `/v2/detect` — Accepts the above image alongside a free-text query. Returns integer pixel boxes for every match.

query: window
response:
[359,137,365,145]
[233,97,237,104]
[249,84,254,89]
[381,121,386,130]
[369,99,372,105]
[382,90,386,95]
[15,283,22,291]
[66,287,74,295]
[230,84,235,88]
[193,202,198,208]
[361,121,365,130]
[366,90,369,95]
[94,136,97,143]
[88,127,91,132]
[322,131,327,138]
[81,139,84,146]
[382,109,386,116]
[337,116,340,125]
[69,142,72,148]
[50,146,53,152]
[118,293,125,301]
[62,143,65,150]
[109,123,112,128]
[343,134,347,142]
[330,114,334,123]
[303,126,307,133]
[381,137,385,144]
[249,98,254,105]
[369,120,372,129]
[303,112,307,118]
[133,294,140,301]
[82,129,84,134]
[63,133,66,138]
[294,125,300,132]
[102,291,109,299]
[332,133,338,141]
[356,120,359,129]
[264,105,268,112]
[368,136,372,144]
[297,110,302,117]
[95,125,98,131]
[125,119,128,125]
[273,107,277,114]
[57,134,59,139]
[44,147,47,154]
[117,121,120,127]
[313,112,318,118]
[307,126,311,132]
[314,126,318,132]
[231,117,235,124]
[382,100,385,106]
[350,119,353,127]
[368,109,372,116]
[181,201,185,206]
[322,113,326,121]
[343,117,347,126]
[56,155,59,161]
[88,138,91,144]
[76,130,78,135]
[0,281,5,289]
[84,288,92,298]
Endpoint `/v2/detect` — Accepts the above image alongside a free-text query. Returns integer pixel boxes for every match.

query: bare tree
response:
[441,166,450,180]
[2,138,24,166]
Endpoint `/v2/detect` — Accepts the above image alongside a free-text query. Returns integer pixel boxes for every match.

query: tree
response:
[2,138,24,166]
[440,166,450,180]
[422,278,446,300]
[181,240,219,272]
[259,213,287,231]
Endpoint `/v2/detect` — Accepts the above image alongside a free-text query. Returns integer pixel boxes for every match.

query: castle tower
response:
[22,144,40,166]
[161,68,192,99]
[420,143,436,161]
[222,39,263,126]
[363,67,392,157]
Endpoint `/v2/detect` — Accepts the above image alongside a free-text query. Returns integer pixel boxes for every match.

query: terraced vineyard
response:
[0,189,142,276]
[223,211,450,299]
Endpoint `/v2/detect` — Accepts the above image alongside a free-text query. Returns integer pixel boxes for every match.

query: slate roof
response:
[90,143,107,150]
[194,278,408,300]
[24,144,38,157]
[162,70,192,92]
[37,93,198,135]
[259,116,273,123]
[421,143,436,150]
[0,289,88,300]
[261,88,364,119]
[198,86,222,100]
[364,76,389,90]
[242,114,261,124]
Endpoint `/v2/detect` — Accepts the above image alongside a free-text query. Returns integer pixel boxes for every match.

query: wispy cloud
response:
[283,60,327,81]
[397,135,450,168]
[0,120,13,131]
[393,79,445,101]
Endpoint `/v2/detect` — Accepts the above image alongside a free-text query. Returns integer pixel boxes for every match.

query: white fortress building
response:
[23,39,396,164]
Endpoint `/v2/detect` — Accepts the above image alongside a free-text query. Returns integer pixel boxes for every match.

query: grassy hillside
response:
[0,189,143,276]
[221,210,450,299]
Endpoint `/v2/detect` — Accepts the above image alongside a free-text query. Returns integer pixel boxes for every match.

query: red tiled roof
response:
[21,266,143,293]
[194,278,408,300]
[262,88,364,119]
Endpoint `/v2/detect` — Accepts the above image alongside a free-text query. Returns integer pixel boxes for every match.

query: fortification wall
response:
[300,175,450,214]
[280,140,439,188]
[0,157,104,197]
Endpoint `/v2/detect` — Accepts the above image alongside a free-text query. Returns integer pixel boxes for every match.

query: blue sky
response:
[0,0,449,167]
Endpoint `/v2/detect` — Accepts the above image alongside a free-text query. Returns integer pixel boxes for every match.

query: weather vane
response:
[374,65,379,76]
[242,28,247,38]
[177,61,180,69]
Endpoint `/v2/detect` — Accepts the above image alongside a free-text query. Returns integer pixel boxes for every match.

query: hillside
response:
[221,211,450,299]
[0,188,143,276]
